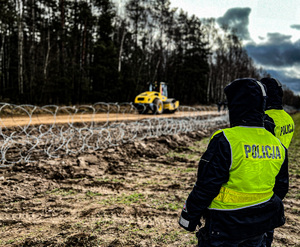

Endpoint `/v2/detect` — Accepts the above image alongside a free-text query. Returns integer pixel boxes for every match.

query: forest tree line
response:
[0,0,299,107]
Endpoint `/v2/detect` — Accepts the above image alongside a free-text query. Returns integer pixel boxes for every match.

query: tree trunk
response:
[29,0,36,102]
[17,0,24,95]
[44,24,50,82]
[0,35,4,88]
[118,29,126,72]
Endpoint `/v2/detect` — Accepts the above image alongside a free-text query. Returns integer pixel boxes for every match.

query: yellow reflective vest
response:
[209,126,286,210]
[265,109,294,148]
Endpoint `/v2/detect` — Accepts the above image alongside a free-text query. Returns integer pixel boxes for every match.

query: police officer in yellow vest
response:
[260,77,294,149]
[179,78,289,246]
[260,77,294,247]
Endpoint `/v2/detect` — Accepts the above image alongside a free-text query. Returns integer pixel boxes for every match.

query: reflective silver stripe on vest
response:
[256,81,266,97]
[209,198,272,211]
[274,78,282,87]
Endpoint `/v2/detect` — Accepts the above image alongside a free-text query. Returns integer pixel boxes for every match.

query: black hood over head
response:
[260,77,283,110]
[224,78,267,127]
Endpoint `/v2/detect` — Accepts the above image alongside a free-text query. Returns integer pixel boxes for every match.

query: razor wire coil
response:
[0,102,229,166]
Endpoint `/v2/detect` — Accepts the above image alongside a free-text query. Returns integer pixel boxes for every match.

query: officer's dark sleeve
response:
[178,132,231,232]
[264,114,275,135]
[273,148,289,200]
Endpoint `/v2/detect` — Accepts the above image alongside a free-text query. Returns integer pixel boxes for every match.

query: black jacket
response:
[260,77,284,135]
[179,78,289,240]
[260,77,283,111]
[264,114,276,135]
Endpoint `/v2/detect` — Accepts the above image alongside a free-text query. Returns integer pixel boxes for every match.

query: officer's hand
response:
[178,209,202,232]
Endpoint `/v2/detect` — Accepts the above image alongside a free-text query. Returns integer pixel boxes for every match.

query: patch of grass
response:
[71,220,91,231]
[188,145,201,152]
[140,179,159,186]
[99,192,146,206]
[122,193,145,204]
[289,113,300,176]
[149,195,183,211]
[158,202,182,211]
[112,178,125,183]
[0,234,31,246]
[95,177,110,182]
[5,239,15,244]
[85,191,102,197]
[289,113,300,139]
[193,138,210,152]
[95,219,114,229]
[290,112,300,150]
[188,237,198,246]
[165,152,179,158]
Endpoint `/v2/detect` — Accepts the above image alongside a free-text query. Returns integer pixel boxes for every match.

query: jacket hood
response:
[224,78,267,127]
[260,77,283,110]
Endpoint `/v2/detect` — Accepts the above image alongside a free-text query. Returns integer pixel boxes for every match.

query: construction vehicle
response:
[134,81,179,114]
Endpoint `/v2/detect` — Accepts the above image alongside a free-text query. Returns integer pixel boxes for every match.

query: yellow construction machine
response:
[134,82,179,114]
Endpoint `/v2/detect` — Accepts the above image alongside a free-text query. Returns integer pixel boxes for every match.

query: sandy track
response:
[0,111,224,127]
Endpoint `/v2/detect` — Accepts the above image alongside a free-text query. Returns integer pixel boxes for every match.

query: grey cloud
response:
[266,69,300,94]
[217,7,251,40]
[265,33,292,44]
[245,33,300,67]
[291,24,300,30]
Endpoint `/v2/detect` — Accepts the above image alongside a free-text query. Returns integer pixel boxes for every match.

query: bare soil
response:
[0,119,299,246]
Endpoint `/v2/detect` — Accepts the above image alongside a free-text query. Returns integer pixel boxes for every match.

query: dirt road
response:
[0,111,224,127]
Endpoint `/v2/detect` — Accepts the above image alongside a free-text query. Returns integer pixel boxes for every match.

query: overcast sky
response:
[169,0,300,95]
